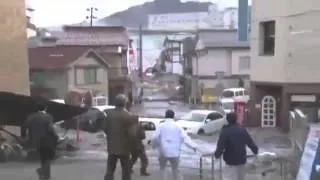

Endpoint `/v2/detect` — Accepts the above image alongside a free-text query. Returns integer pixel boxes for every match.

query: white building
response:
[148,4,238,30]
[249,0,320,131]
[190,30,250,100]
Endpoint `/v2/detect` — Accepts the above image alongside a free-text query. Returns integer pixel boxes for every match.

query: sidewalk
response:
[0,160,285,180]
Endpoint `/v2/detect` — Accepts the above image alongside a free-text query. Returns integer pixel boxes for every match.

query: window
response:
[207,112,223,121]
[239,56,250,70]
[180,112,207,122]
[261,21,275,55]
[222,90,234,98]
[75,67,102,85]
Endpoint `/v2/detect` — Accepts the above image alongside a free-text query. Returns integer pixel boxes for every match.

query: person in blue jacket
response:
[214,112,258,180]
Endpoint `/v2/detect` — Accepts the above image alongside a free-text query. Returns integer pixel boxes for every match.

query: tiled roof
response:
[28,46,101,70]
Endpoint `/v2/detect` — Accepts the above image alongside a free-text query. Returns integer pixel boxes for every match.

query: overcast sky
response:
[27,0,251,27]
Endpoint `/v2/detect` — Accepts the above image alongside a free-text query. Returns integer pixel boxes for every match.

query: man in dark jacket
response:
[103,94,136,180]
[26,102,59,180]
[129,120,150,176]
[214,112,258,180]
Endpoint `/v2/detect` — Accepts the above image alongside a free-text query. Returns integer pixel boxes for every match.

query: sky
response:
[27,0,251,27]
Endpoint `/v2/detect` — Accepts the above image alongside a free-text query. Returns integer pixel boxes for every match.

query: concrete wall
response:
[285,0,320,82]
[194,48,250,76]
[231,49,251,75]
[0,0,29,95]
[251,0,320,83]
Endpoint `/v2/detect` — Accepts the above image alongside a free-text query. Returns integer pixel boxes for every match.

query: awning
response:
[0,91,87,126]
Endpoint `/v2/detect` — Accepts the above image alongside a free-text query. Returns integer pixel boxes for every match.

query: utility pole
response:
[138,25,144,99]
[86,7,98,27]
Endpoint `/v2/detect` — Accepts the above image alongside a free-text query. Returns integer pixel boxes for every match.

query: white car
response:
[138,117,163,145]
[221,88,249,102]
[220,98,235,114]
[175,110,227,135]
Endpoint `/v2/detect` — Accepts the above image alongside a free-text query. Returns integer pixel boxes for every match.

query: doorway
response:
[261,95,276,127]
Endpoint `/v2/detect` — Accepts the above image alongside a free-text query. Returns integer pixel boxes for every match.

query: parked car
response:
[175,110,227,135]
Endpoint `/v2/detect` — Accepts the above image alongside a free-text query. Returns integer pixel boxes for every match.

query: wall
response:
[250,0,287,83]
[251,0,320,83]
[68,56,109,97]
[193,49,231,76]
[231,49,251,75]
[0,0,29,95]
[285,0,320,83]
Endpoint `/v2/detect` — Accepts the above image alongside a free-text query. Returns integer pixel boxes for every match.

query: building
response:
[183,29,250,103]
[222,7,238,29]
[26,5,37,38]
[0,0,29,95]
[30,26,131,104]
[29,46,109,99]
[160,37,183,74]
[249,0,320,131]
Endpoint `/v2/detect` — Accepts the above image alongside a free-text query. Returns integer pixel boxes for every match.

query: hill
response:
[98,0,213,28]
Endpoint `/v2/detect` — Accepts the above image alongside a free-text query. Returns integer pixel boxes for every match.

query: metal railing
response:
[198,153,291,180]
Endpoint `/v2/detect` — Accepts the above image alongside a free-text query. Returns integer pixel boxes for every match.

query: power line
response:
[86,7,98,27]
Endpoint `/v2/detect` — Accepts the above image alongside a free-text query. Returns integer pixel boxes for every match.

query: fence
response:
[198,153,291,180]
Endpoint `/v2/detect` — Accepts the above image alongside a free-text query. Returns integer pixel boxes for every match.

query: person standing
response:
[151,109,197,180]
[214,112,258,180]
[129,119,150,176]
[103,94,136,180]
[26,101,59,180]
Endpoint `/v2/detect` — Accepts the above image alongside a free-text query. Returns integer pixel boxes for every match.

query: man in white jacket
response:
[151,109,197,180]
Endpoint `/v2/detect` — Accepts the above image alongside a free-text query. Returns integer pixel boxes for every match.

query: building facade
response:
[0,0,29,95]
[249,0,320,131]
[29,47,109,99]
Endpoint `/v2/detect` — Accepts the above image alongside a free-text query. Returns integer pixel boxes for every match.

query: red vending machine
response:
[234,100,247,127]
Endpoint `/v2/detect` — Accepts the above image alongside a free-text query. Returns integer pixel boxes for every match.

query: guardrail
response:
[198,153,291,180]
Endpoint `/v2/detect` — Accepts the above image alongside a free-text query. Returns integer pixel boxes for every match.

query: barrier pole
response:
[219,158,222,180]
[211,155,214,180]
[76,118,80,142]
[200,157,203,180]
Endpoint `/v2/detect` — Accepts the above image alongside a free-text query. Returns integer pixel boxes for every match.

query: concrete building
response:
[182,29,250,103]
[0,0,29,95]
[249,0,320,131]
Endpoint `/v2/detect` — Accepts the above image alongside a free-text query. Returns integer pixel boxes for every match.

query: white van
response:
[221,88,249,102]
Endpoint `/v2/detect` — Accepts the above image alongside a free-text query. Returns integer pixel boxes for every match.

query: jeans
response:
[228,165,246,180]
[104,154,131,180]
[158,156,180,180]
[129,150,148,173]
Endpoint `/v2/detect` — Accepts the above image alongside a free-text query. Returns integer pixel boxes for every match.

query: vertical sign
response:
[238,0,249,41]
[235,101,246,126]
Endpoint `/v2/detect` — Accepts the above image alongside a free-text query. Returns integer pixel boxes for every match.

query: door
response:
[261,95,276,127]
[203,112,225,134]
